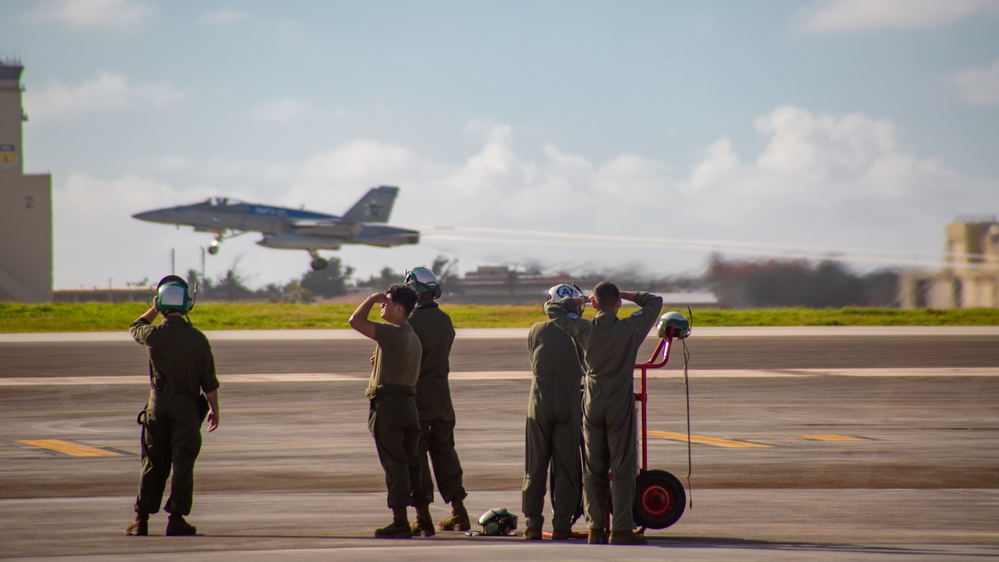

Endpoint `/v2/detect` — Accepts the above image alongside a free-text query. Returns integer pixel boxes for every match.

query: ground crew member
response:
[522,284,586,541]
[349,283,427,539]
[404,267,471,533]
[126,275,220,537]
[546,281,662,546]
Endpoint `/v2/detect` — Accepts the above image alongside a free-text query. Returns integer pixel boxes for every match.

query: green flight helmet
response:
[477,507,518,536]
[155,275,195,313]
[405,267,442,299]
[657,311,691,339]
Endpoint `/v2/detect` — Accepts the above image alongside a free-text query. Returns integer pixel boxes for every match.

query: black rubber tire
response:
[633,469,685,529]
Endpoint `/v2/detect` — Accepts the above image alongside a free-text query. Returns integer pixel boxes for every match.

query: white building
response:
[899,218,999,309]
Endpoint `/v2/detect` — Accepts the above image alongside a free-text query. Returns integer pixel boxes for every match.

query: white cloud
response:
[25,71,186,121]
[796,0,998,32]
[22,0,158,30]
[680,106,965,247]
[24,72,187,120]
[954,57,999,105]
[55,111,997,288]
[195,9,249,27]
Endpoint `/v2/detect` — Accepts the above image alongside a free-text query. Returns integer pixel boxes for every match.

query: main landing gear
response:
[308,250,329,271]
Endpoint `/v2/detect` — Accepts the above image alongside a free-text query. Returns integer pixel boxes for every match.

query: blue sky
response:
[3,0,998,289]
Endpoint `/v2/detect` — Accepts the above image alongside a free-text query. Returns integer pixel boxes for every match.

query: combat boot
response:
[375,520,413,538]
[587,528,608,544]
[165,514,197,536]
[376,507,413,539]
[551,528,573,541]
[410,505,436,537]
[125,512,148,536]
[609,530,648,545]
[437,498,470,531]
[523,525,542,540]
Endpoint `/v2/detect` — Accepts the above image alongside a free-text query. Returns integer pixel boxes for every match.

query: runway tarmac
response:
[1,327,997,561]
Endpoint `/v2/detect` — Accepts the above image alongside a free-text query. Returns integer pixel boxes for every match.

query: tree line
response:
[185,254,899,308]
[184,256,461,304]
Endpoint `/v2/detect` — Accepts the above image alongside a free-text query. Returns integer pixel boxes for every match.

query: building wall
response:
[0,61,53,302]
[0,174,53,302]
[900,219,999,309]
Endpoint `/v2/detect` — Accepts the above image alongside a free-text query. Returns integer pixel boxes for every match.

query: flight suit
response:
[546,292,662,532]
[409,303,467,506]
[522,314,585,533]
[130,316,219,516]
[365,321,423,509]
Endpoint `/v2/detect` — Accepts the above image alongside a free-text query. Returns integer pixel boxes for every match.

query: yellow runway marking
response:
[800,434,866,441]
[648,430,772,448]
[17,439,121,457]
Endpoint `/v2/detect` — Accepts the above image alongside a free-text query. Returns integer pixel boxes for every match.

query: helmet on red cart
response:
[657,311,690,339]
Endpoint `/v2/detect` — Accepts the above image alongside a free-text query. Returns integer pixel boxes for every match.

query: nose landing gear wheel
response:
[633,469,685,529]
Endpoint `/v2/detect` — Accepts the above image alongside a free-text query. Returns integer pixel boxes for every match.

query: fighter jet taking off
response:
[132,185,419,270]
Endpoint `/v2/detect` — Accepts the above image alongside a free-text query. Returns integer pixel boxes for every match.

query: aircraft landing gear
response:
[308,250,328,271]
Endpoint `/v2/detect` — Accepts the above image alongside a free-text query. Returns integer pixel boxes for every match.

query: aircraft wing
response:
[291,220,364,238]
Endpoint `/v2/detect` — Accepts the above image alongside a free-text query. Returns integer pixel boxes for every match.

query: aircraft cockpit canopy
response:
[202,197,245,206]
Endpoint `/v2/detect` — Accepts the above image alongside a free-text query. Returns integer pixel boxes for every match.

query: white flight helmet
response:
[546,283,585,304]
[657,311,691,339]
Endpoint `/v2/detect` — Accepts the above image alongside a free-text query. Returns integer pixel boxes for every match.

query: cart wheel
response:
[633,469,685,529]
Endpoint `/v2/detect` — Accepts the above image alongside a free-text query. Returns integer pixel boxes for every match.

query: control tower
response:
[0,58,52,302]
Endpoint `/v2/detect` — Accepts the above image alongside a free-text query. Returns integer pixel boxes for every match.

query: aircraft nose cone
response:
[132,209,169,223]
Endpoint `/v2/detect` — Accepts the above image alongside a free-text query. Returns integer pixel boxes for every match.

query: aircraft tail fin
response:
[343,185,399,224]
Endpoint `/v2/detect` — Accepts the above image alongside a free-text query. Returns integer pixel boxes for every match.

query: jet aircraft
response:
[132,185,419,270]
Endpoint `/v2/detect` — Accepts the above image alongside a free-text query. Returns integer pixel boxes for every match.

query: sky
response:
[3,0,998,290]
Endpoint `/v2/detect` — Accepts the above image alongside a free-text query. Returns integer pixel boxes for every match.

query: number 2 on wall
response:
[25,195,34,209]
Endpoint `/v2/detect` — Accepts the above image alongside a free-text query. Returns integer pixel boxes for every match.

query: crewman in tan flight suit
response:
[522,284,586,541]
[546,281,662,546]
[404,267,471,534]
[349,283,427,538]
[126,275,220,537]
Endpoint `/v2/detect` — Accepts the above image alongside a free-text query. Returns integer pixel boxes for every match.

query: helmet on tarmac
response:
[657,311,691,339]
[546,283,584,302]
[478,507,518,536]
[404,267,442,299]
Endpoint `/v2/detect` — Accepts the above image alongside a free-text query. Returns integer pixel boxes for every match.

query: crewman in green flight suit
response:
[404,267,471,534]
[546,281,662,546]
[522,284,587,541]
[126,275,220,537]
